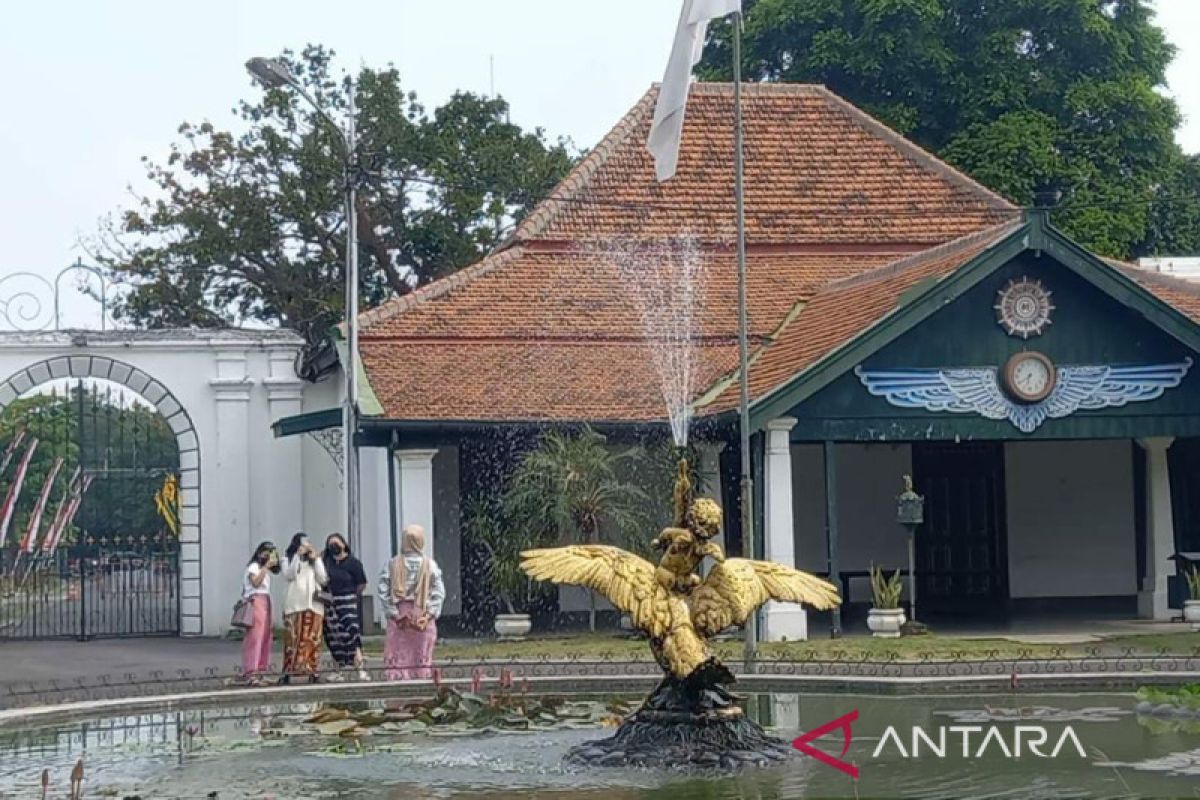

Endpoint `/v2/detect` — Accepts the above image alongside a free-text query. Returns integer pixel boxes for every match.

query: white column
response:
[762,417,807,641]
[208,351,255,632]
[263,349,304,548]
[396,449,438,558]
[1138,437,1176,620]
[358,447,391,628]
[697,441,726,557]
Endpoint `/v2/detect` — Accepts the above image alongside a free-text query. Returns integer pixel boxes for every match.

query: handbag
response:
[314,589,334,605]
[231,597,255,629]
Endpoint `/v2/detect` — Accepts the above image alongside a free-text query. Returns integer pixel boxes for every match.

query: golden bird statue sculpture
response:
[519,459,842,769]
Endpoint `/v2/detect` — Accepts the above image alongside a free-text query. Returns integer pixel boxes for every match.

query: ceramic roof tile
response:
[356,83,1028,423]
[510,83,1017,246]
[700,222,1024,414]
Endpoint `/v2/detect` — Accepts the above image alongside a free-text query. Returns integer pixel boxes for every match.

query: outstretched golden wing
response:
[520,546,669,638]
[691,558,841,637]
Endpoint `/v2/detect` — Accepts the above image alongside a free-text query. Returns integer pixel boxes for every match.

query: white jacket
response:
[283,553,328,616]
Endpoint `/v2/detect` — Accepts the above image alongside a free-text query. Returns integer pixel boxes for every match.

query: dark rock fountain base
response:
[566,669,794,770]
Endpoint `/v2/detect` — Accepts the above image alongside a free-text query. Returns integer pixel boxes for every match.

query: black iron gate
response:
[0,379,180,639]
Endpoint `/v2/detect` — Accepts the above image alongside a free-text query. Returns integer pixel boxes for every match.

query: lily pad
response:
[312,719,360,736]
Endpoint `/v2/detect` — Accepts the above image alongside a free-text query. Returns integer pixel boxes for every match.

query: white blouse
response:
[377,555,446,619]
[243,563,271,597]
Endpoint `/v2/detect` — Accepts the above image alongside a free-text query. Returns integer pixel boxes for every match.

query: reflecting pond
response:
[2,691,1199,799]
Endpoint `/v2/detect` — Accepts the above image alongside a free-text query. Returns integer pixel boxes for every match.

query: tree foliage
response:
[700,0,1197,258]
[96,45,576,345]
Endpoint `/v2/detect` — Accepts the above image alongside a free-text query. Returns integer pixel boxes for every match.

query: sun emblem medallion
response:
[995,277,1054,339]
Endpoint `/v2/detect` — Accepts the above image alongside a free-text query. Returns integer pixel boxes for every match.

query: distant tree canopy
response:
[700,0,1200,259]
[96,45,576,346]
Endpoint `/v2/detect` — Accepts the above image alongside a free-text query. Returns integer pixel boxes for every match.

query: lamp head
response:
[245,57,295,89]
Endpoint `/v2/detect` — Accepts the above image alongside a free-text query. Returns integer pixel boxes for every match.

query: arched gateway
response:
[0,329,306,637]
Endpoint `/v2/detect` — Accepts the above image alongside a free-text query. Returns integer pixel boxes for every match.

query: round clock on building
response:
[1003,351,1056,403]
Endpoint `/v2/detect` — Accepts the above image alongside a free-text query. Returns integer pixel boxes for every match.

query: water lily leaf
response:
[307,708,351,724]
[313,719,359,736]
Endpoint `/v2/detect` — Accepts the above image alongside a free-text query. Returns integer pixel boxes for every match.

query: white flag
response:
[647,0,741,182]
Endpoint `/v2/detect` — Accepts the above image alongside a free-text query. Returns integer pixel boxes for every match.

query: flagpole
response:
[732,11,757,671]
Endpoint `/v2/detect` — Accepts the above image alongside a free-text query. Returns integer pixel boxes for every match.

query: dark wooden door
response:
[912,442,1009,615]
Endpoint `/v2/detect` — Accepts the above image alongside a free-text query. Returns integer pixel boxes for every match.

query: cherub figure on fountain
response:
[520,458,841,770]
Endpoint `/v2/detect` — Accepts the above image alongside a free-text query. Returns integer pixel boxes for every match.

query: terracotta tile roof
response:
[699,221,1024,414]
[360,340,740,423]
[356,82,1028,424]
[510,83,1017,246]
[1112,262,1200,324]
[360,246,902,342]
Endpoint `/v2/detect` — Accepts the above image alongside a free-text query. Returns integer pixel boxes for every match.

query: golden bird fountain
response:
[520,458,841,769]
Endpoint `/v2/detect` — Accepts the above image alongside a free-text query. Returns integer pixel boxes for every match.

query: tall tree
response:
[700,0,1197,259]
[95,45,576,346]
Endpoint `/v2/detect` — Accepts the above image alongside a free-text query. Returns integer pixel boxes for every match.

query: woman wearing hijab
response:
[241,541,280,685]
[379,524,446,680]
[281,532,328,683]
[321,532,370,681]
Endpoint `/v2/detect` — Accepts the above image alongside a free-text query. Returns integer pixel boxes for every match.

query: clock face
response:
[1004,352,1056,403]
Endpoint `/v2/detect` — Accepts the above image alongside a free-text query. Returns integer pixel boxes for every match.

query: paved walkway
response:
[0,637,249,688]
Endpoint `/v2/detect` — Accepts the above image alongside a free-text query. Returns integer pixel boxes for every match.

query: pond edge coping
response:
[2,671,1199,731]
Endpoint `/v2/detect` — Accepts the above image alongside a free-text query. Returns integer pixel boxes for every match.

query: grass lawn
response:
[364,630,1200,662]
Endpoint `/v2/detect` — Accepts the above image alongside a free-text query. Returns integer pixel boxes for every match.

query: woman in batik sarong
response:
[281,532,328,683]
[321,533,370,681]
[380,524,445,680]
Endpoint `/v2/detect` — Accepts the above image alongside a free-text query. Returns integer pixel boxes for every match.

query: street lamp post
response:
[246,57,361,550]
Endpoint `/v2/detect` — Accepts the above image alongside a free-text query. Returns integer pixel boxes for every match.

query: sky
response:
[1,1,1198,328]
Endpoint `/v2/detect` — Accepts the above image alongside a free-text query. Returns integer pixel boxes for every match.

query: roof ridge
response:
[816,219,1024,294]
[661,81,826,95]
[357,246,526,332]
[509,86,659,244]
[809,85,1018,214]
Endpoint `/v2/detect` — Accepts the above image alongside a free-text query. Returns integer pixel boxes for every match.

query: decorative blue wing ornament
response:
[855,359,1192,433]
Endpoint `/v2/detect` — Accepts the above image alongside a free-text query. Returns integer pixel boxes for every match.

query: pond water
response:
[2,691,1198,799]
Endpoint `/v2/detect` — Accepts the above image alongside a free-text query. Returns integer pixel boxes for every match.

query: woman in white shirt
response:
[281,532,329,683]
[379,524,445,680]
[241,541,280,684]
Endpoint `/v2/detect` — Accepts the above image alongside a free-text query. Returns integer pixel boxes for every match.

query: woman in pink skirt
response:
[241,541,280,685]
[380,525,445,680]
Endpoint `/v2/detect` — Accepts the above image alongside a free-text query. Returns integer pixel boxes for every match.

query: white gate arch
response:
[0,329,306,635]
[0,353,203,634]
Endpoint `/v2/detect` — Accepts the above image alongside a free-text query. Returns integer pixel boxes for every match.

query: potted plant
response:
[1185,567,1200,631]
[462,498,541,639]
[503,427,647,632]
[867,564,906,638]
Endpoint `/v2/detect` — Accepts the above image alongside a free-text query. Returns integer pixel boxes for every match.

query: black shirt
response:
[324,554,367,596]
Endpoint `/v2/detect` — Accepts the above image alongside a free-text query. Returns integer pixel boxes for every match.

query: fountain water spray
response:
[601,235,704,447]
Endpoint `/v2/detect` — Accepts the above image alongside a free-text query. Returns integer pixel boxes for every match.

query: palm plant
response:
[462,496,544,616]
[503,427,649,631]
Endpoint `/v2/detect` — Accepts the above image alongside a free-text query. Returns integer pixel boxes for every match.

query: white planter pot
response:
[494,613,532,640]
[867,608,906,638]
[1184,600,1200,632]
[619,613,634,632]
